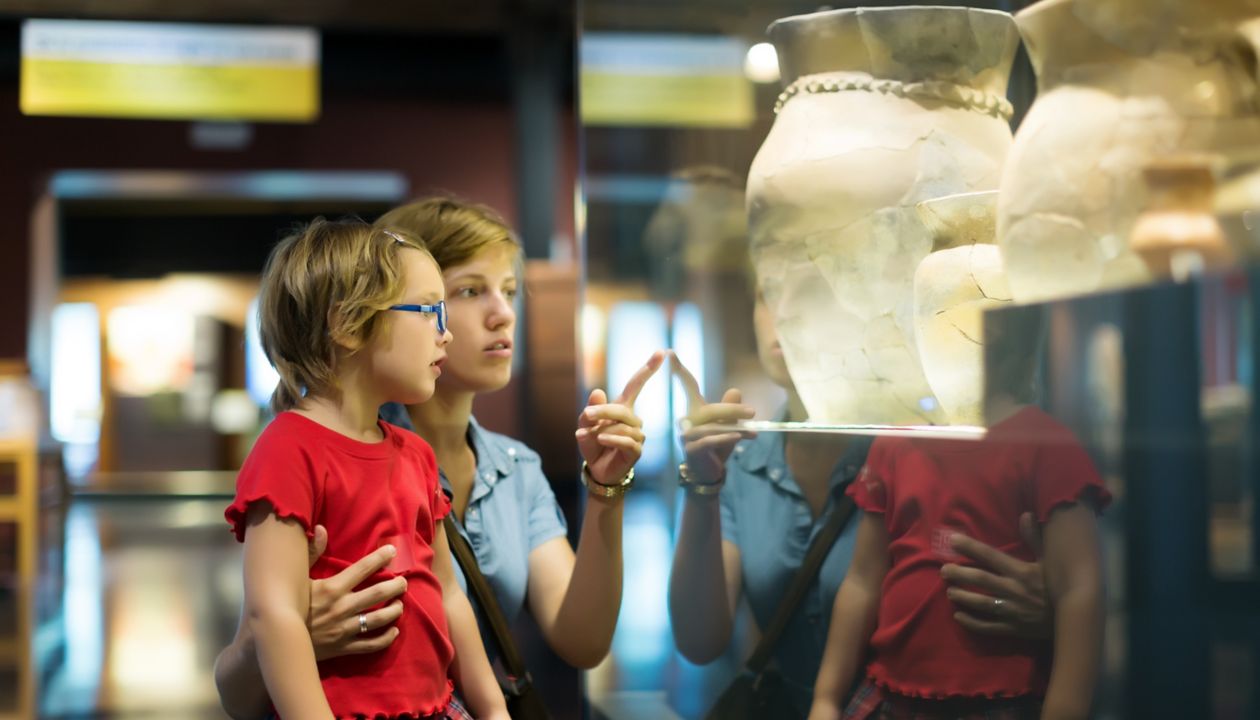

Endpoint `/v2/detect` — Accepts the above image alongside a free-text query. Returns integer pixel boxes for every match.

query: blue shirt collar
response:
[379,403,514,498]
[467,416,515,479]
[733,407,871,497]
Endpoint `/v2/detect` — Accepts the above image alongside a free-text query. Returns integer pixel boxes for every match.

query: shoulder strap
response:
[443,515,531,682]
[745,494,859,674]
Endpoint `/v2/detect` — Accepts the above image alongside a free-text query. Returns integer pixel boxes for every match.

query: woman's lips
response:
[484,340,513,359]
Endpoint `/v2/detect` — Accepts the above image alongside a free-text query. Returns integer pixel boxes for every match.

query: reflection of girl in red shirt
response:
[810,311,1110,720]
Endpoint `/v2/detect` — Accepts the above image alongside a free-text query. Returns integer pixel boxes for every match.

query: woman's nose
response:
[486,293,515,328]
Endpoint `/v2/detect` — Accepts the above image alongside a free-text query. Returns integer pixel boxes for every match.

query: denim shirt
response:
[379,404,569,638]
[719,423,872,707]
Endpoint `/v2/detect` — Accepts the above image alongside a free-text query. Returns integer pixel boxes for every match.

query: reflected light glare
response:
[246,296,281,407]
[160,276,229,316]
[54,504,105,712]
[581,303,608,388]
[671,303,706,445]
[211,389,260,434]
[744,42,780,84]
[50,303,102,444]
[611,495,673,665]
[110,584,198,698]
[607,302,670,474]
[107,305,196,395]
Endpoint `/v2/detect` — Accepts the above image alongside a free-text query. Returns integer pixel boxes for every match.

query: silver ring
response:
[993,598,1006,609]
[358,613,368,634]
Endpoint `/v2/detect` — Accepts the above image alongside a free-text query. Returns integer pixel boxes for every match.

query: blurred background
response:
[1,0,1258,718]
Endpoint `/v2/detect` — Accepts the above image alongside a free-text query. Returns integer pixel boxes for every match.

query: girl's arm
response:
[1040,503,1105,720]
[526,351,665,668]
[215,527,406,719]
[242,502,335,720]
[433,521,510,720]
[809,513,890,720]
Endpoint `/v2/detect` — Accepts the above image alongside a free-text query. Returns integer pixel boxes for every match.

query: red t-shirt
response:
[225,412,455,719]
[848,406,1111,700]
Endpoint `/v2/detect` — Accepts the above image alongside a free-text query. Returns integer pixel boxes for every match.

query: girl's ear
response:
[327,305,363,352]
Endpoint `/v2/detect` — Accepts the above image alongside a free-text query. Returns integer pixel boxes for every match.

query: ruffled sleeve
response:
[1030,434,1112,522]
[847,438,891,514]
[224,418,320,542]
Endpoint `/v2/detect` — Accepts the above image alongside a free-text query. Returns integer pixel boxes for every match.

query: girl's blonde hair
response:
[374,196,521,272]
[257,218,430,412]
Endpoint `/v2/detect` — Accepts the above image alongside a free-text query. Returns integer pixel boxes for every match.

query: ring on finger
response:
[993,598,1005,610]
[358,613,368,635]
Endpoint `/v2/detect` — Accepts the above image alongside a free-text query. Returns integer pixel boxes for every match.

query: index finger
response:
[614,350,666,406]
[668,351,704,408]
[949,533,1030,578]
[329,544,397,593]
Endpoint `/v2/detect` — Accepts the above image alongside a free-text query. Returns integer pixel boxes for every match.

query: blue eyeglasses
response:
[389,301,447,335]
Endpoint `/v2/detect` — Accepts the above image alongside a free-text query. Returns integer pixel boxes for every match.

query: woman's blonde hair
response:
[374,196,520,272]
[257,218,430,412]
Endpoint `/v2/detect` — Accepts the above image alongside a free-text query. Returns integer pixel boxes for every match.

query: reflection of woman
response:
[215,198,664,718]
[668,281,1054,717]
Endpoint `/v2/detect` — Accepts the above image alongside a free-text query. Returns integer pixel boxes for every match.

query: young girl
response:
[809,308,1111,720]
[224,219,508,720]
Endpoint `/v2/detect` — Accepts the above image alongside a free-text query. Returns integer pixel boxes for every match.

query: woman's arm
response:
[242,502,335,720]
[809,513,890,720]
[1040,504,1105,720]
[214,526,408,719]
[525,495,622,668]
[668,492,744,664]
[666,368,755,663]
[941,512,1052,639]
[433,522,509,720]
[525,352,664,668]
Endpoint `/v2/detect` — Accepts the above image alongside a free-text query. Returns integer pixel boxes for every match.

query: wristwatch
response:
[581,462,635,498]
[678,462,724,495]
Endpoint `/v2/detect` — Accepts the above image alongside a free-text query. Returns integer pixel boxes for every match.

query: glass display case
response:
[577,1,1260,718]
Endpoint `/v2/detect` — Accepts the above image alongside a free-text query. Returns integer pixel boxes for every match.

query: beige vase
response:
[747,6,1019,425]
[998,0,1260,303]
[913,191,1012,427]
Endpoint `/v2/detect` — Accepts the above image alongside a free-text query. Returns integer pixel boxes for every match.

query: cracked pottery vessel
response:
[747,6,1019,425]
[998,0,1260,303]
[913,191,1012,427]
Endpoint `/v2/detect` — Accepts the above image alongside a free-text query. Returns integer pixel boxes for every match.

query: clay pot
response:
[1129,156,1233,280]
[913,191,1012,426]
[748,5,1019,425]
[998,0,1260,303]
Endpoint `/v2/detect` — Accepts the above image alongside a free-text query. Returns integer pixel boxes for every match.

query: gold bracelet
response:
[581,462,634,498]
[679,463,724,495]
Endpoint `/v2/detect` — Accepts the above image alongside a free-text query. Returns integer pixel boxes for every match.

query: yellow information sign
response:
[21,20,319,122]
[580,34,754,129]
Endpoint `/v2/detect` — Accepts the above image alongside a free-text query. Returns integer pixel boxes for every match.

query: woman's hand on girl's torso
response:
[305,524,408,660]
[940,512,1052,639]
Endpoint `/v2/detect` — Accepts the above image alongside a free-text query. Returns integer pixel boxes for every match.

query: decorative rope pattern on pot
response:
[774,73,1014,120]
